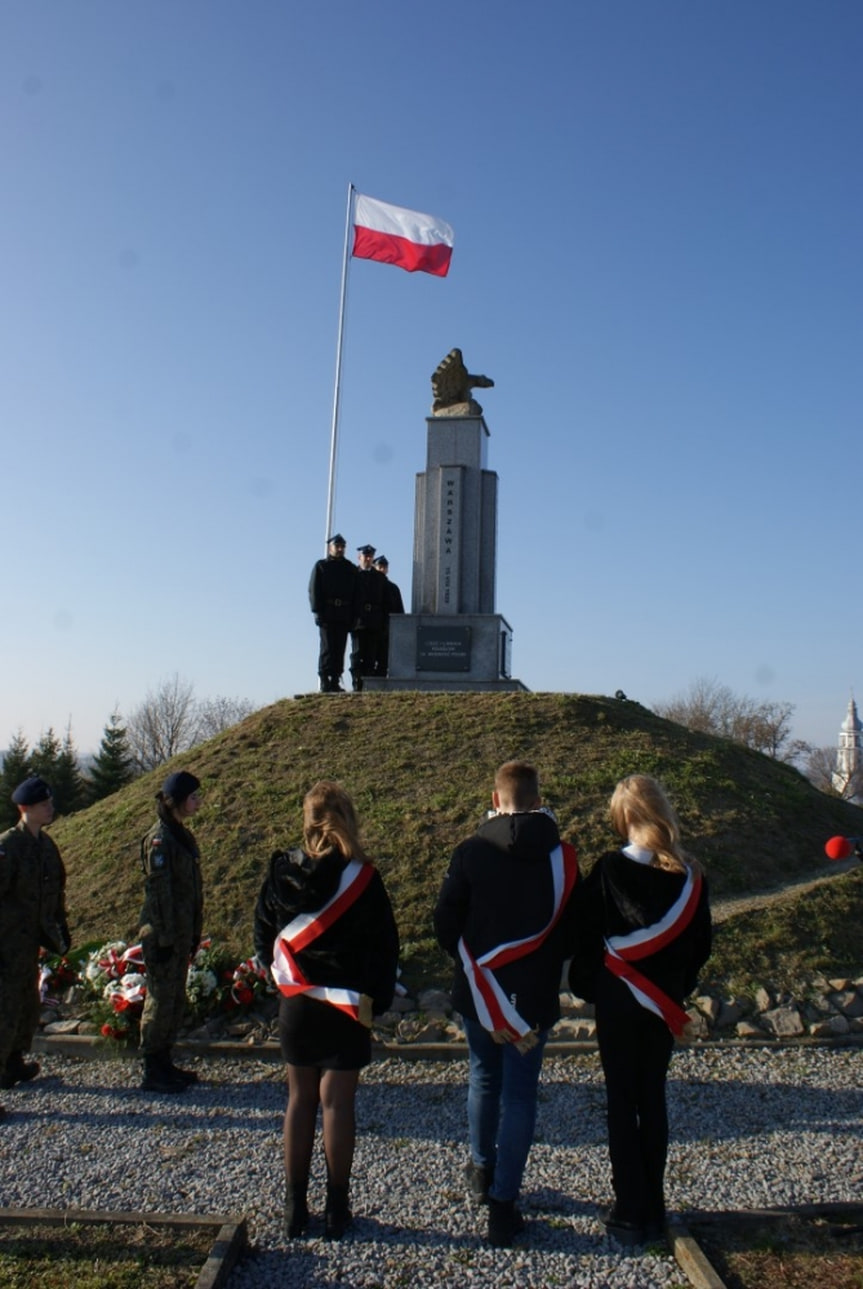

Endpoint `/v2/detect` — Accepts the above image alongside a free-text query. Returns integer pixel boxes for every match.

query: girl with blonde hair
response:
[254,782,399,1241]
[569,774,711,1246]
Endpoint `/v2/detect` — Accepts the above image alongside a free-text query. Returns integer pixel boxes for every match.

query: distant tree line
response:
[0,675,256,829]
[654,676,804,761]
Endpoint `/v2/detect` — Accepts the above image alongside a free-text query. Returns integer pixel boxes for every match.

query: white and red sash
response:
[458,841,579,1043]
[603,865,702,1036]
[271,858,374,1025]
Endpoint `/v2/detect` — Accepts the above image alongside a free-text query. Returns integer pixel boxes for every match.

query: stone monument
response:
[366,349,527,693]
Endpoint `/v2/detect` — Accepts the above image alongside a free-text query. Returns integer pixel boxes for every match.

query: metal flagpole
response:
[325,182,355,548]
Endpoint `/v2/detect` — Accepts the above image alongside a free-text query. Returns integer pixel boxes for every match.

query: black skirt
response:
[278,994,372,1070]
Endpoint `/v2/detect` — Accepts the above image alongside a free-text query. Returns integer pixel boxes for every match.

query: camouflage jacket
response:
[0,822,69,956]
[139,820,203,954]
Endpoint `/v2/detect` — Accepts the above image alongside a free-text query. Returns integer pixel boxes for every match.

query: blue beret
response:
[160,771,200,805]
[12,776,53,806]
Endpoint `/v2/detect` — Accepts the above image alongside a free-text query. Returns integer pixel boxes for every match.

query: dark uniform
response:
[0,821,68,1081]
[372,557,405,677]
[138,816,203,1059]
[350,562,388,690]
[309,536,357,692]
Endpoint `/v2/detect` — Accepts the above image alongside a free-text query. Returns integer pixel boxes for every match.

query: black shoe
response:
[1,1053,40,1089]
[325,1183,352,1240]
[488,1198,525,1248]
[600,1206,646,1246]
[465,1160,493,1206]
[285,1182,310,1239]
[164,1052,199,1085]
[141,1056,188,1094]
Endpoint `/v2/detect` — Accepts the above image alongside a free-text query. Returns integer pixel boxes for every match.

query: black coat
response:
[352,567,387,630]
[254,848,399,1017]
[567,850,712,1006]
[309,556,358,626]
[434,810,580,1031]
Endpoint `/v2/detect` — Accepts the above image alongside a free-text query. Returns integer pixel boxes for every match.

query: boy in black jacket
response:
[434,761,580,1248]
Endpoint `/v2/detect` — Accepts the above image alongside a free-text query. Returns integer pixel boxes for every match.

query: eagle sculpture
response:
[431,348,495,416]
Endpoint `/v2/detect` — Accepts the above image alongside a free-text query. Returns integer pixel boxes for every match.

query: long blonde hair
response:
[609,774,694,874]
[302,780,370,864]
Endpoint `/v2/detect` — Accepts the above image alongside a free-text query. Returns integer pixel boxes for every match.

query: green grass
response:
[51,691,863,992]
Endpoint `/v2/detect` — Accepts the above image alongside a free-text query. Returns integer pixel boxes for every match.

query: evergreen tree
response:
[0,730,31,829]
[88,709,136,803]
[29,727,61,786]
[52,722,87,816]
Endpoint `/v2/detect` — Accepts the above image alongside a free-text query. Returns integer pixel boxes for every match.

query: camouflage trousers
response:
[0,951,41,1072]
[140,952,189,1056]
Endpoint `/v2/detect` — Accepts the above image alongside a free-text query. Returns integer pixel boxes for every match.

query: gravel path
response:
[0,1046,861,1287]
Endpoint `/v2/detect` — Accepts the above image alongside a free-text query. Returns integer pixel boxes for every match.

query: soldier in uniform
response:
[138,770,204,1093]
[309,534,358,693]
[349,545,387,691]
[372,555,405,677]
[0,776,70,1115]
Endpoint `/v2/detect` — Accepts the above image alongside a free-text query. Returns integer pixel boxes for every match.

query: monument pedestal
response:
[364,613,527,693]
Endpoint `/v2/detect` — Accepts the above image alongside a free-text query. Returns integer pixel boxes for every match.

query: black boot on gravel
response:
[284,1182,310,1239]
[141,1054,188,1094]
[324,1183,352,1240]
[487,1198,526,1248]
[1,1052,40,1089]
[465,1160,493,1205]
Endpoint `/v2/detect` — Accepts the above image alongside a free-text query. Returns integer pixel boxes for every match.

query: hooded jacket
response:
[567,849,712,1008]
[253,847,399,1018]
[434,810,580,1031]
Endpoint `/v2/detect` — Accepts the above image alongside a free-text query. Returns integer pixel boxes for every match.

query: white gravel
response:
[0,1045,861,1287]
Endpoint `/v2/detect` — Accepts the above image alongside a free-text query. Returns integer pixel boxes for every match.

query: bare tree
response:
[654,677,797,760]
[127,674,200,772]
[196,695,256,740]
[806,745,863,800]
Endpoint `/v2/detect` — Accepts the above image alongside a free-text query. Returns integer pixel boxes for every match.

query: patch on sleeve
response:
[149,840,166,870]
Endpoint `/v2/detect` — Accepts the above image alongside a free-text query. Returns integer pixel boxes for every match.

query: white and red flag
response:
[352,192,454,277]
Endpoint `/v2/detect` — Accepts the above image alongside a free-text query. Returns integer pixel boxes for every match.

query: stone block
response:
[762,1006,804,1037]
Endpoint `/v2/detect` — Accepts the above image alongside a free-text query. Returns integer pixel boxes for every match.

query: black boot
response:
[284,1181,310,1239]
[488,1198,526,1248]
[165,1050,199,1085]
[325,1181,352,1240]
[1,1052,40,1089]
[465,1160,493,1206]
[141,1052,188,1094]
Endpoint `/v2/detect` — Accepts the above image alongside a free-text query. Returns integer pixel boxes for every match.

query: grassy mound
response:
[52,692,863,990]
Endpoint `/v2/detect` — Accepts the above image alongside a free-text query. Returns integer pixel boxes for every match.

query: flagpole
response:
[325,182,355,548]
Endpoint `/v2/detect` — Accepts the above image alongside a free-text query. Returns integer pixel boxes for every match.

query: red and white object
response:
[352,193,454,277]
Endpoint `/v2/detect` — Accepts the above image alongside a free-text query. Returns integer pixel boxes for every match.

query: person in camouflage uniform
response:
[0,776,70,1118]
[138,770,204,1093]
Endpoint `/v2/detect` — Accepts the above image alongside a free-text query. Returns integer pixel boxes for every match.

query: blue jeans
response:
[463,1017,549,1202]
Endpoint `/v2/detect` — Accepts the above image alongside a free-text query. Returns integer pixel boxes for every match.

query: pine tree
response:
[88,709,136,803]
[29,727,61,786]
[0,730,31,829]
[52,723,87,816]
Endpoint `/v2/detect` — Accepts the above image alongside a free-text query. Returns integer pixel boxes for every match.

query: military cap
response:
[373,555,389,568]
[357,544,376,556]
[160,770,201,805]
[327,533,346,546]
[12,776,53,806]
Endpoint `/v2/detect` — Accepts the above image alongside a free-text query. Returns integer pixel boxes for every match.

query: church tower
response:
[833,695,863,800]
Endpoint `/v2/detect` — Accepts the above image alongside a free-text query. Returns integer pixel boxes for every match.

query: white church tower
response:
[833,695,863,800]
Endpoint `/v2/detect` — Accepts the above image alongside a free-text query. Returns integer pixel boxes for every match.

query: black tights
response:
[284,1064,360,1188]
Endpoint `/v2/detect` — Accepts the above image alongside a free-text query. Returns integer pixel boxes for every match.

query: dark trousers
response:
[595,971,674,1225]
[349,629,383,686]
[318,624,349,685]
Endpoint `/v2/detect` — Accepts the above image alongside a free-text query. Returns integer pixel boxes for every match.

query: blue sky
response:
[2,1,860,756]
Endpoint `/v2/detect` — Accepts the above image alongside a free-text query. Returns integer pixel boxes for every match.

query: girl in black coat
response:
[254,781,399,1240]
[569,775,711,1246]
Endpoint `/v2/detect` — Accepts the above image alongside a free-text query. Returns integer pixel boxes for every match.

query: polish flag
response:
[352,193,454,277]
